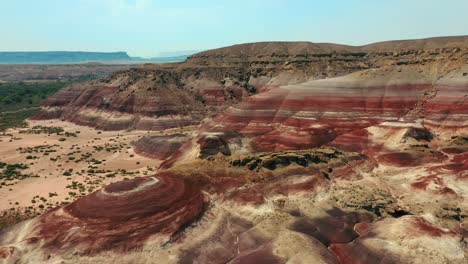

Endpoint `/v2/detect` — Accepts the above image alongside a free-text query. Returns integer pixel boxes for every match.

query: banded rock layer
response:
[35,36,468,131]
[203,63,468,153]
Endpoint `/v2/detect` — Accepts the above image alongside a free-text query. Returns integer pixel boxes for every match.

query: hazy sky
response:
[2,0,468,57]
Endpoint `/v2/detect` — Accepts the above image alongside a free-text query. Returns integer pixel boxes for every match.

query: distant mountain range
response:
[0,51,190,64]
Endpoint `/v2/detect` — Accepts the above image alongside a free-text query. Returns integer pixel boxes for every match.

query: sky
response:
[1,0,468,57]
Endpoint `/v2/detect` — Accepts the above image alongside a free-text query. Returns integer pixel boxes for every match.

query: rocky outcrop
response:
[132,134,191,159]
[402,128,434,141]
[230,148,341,171]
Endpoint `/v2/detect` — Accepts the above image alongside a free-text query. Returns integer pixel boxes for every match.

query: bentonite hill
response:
[0,36,467,263]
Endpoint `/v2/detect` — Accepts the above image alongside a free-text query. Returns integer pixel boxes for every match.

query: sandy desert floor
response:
[0,119,196,224]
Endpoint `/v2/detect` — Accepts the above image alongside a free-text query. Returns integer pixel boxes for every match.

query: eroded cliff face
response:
[2,37,467,263]
[35,36,468,132]
[201,63,467,153]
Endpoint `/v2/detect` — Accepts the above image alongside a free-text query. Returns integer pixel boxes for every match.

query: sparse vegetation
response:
[0,162,37,182]
[0,82,72,131]
[17,144,59,154]
[21,125,64,135]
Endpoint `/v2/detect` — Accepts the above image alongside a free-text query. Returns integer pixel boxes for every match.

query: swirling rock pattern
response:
[7,175,206,255]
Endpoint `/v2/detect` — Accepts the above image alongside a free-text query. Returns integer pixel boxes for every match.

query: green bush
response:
[0,81,77,131]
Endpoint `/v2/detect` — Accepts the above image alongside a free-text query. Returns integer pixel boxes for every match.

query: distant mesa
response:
[0,51,189,64]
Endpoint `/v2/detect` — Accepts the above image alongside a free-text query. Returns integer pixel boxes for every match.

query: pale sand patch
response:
[0,119,181,213]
